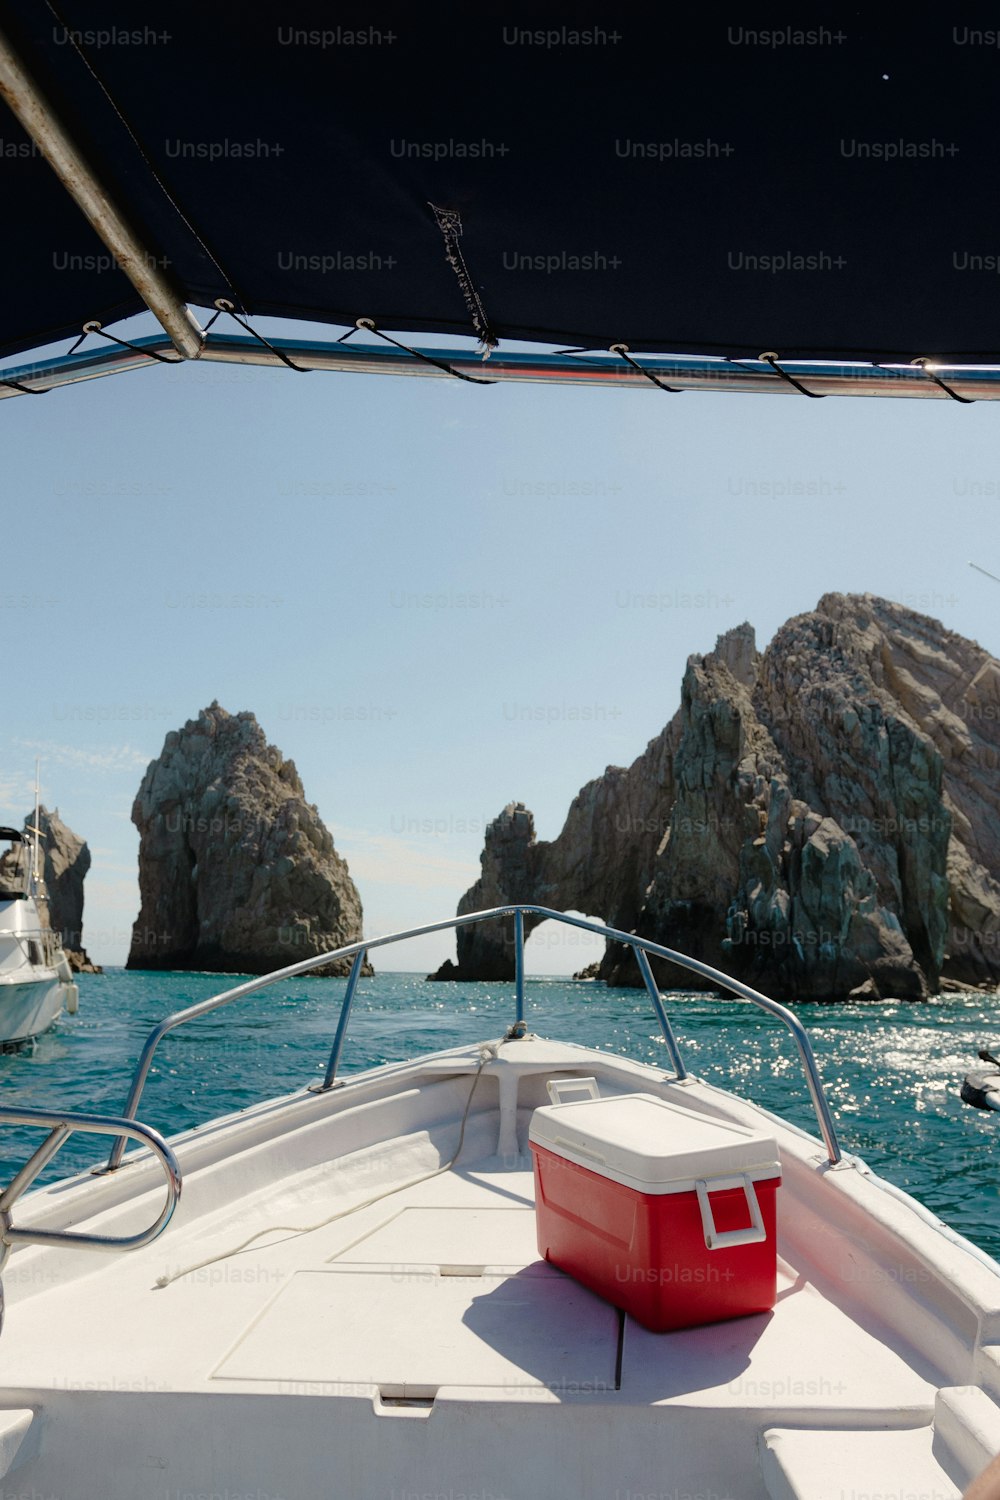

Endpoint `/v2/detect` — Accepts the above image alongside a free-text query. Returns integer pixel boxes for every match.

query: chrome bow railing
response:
[0,1105,181,1302]
[104,905,842,1170]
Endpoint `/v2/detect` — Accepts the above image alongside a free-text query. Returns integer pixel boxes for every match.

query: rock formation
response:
[127,703,367,976]
[28,806,100,973]
[433,597,1000,1001]
[572,961,602,981]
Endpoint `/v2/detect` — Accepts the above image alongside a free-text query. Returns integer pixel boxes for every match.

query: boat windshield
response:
[0,831,26,900]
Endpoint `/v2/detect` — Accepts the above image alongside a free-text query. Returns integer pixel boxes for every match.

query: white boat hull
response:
[0,1035,998,1499]
[0,862,78,1044]
[0,975,68,1047]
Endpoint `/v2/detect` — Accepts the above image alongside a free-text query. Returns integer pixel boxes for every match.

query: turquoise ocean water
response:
[1,970,998,1260]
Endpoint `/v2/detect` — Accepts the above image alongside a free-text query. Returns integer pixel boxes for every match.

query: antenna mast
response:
[29,758,40,894]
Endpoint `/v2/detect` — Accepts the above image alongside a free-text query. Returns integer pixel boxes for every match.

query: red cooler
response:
[529,1090,781,1332]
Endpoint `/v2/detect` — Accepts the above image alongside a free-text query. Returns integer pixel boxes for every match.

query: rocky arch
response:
[434,601,1000,1002]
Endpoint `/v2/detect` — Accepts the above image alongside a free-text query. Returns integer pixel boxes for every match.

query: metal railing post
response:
[514,909,525,1026]
[0,1126,70,1213]
[318,948,367,1091]
[106,1018,173,1171]
[634,946,688,1080]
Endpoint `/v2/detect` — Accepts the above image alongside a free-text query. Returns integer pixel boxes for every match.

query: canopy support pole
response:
[0,25,204,359]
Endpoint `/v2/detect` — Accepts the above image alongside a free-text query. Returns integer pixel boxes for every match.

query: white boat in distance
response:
[0,906,996,1500]
[0,820,78,1048]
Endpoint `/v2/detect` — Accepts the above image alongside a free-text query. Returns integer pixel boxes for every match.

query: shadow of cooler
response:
[529,1090,781,1332]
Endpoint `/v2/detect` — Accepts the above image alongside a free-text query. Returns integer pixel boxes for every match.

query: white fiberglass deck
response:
[1,1036,999,1499]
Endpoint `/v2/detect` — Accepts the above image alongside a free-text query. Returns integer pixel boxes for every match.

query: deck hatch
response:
[213,1266,620,1392]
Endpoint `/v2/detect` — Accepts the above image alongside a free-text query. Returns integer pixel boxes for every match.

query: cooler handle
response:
[695,1174,767,1250]
[546,1076,600,1105]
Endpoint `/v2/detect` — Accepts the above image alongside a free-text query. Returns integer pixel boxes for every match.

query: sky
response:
[3,310,999,973]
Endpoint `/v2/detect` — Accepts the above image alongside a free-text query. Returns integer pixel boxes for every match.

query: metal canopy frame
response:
[0,22,204,359]
[4,330,1000,402]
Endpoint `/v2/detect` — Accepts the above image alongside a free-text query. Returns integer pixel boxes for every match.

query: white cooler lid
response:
[528,1093,780,1194]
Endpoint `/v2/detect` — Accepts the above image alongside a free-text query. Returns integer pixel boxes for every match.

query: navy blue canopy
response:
[1,4,998,363]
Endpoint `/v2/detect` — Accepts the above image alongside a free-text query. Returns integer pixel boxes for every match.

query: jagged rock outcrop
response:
[25,806,100,973]
[127,702,366,975]
[434,599,1000,1001]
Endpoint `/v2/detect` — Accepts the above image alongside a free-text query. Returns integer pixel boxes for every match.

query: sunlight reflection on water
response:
[0,969,997,1258]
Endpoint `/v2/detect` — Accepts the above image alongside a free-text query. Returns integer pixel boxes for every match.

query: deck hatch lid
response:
[214,1266,619,1392]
